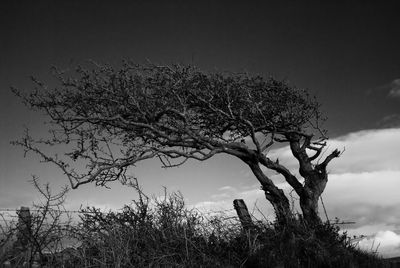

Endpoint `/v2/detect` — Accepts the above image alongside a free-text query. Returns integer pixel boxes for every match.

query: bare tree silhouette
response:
[13,62,340,225]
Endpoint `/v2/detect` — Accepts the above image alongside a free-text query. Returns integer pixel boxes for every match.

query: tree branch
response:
[259,154,303,196]
[13,62,328,196]
[287,134,313,175]
[316,149,341,170]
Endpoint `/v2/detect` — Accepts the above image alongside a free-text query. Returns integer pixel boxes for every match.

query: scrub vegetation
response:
[1,181,385,267]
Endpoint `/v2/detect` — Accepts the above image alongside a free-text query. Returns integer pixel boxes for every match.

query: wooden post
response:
[16,206,32,249]
[233,199,254,230]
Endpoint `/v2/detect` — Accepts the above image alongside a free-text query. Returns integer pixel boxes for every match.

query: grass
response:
[1,186,388,267]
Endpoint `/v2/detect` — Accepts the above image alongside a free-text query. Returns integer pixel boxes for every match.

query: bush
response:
[69,191,385,267]
[1,181,386,267]
[71,190,245,267]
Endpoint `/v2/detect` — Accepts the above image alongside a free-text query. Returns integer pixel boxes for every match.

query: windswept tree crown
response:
[14,62,326,189]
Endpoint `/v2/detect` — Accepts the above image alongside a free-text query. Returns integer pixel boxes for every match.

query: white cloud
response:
[388,79,400,98]
[329,128,400,173]
[267,128,400,175]
[357,230,400,258]
[348,224,399,237]
[194,185,277,221]
[217,185,236,192]
[324,171,400,206]
[210,192,232,200]
[192,199,236,216]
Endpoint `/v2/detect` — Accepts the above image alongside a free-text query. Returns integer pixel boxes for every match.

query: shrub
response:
[1,180,386,267]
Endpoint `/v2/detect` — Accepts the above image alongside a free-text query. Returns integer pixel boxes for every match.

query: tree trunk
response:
[246,161,292,225]
[269,191,292,226]
[287,134,339,226]
[299,190,321,225]
[299,172,328,225]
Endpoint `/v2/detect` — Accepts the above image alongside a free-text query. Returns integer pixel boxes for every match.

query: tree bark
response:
[246,161,292,225]
[299,190,321,225]
[298,171,328,225]
[286,133,340,226]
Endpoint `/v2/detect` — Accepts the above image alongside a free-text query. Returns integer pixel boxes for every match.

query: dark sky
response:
[1,1,400,256]
[1,1,400,136]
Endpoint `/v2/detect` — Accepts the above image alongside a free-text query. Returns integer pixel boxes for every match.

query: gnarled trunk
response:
[299,171,328,225]
[268,189,292,226]
[299,190,321,225]
[247,161,292,225]
[287,133,340,226]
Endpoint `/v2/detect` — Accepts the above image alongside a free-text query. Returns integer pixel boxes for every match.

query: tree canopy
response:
[13,62,340,225]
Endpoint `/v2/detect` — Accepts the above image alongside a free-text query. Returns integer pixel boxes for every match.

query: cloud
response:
[388,79,400,98]
[325,171,400,207]
[357,230,400,258]
[267,128,400,175]
[193,186,275,220]
[217,185,236,192]
[377,114,400,129]
[369,78,400,99]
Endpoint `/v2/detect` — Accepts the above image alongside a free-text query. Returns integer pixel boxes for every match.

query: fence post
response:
[233,199,255,230]
[16,206,32,249]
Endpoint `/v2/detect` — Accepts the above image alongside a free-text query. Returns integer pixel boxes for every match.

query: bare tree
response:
[13,62,340,225]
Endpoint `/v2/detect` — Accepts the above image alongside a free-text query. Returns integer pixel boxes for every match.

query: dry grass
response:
[1,184,387,267]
